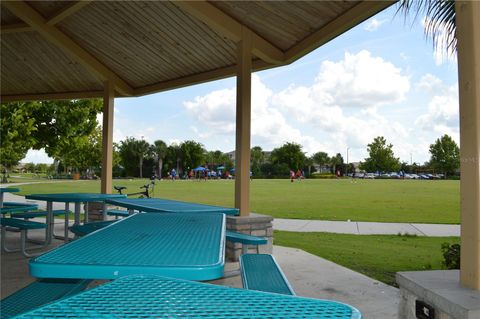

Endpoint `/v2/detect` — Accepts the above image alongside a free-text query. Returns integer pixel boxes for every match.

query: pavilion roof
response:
[1,1,393,102]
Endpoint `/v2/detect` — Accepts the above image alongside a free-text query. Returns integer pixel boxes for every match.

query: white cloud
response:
[365,18,386,32]
[415,83,459,133]
[21,149,53,164]
[310,50,410,108]
[416,73,444,93]
[183,51,413,159]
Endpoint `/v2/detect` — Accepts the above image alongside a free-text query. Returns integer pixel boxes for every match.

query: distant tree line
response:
[1,101,460,180]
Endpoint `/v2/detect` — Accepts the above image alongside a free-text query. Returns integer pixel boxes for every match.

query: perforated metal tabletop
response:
[106,198,239,215]
[29,213,225,281]
[13,275,362,319]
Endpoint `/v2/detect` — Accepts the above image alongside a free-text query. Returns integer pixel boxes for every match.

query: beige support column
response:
[101,81,114,194]
[456,1,480,290]
[234,27,252,216]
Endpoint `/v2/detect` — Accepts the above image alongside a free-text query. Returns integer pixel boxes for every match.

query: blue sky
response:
[25,4,459,165]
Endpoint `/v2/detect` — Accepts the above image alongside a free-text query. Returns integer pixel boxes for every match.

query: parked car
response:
[364,173,375,179]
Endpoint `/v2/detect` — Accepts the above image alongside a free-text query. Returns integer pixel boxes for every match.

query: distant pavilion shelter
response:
[1,0,479,292]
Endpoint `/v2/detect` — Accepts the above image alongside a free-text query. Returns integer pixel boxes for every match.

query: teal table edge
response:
[0,187,20,193]
[29,262,224,281]
[26,193,126,203]
[1,202,38,214]
[105,198,239,215]
[12,275,362,319]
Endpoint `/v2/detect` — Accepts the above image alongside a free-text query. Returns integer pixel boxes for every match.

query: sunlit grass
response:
[16,178,460,224]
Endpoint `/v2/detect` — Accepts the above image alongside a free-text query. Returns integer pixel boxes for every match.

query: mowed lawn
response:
[16,178,460,224]
[274,230,460,286]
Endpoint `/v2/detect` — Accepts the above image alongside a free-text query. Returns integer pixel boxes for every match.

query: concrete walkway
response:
[273,219,460,236]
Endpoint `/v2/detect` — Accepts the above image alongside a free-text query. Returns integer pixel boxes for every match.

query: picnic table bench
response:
[0,218,46,257]
[240,253,295,295]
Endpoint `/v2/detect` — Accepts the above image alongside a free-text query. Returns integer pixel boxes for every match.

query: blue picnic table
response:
[106,197,239,215]
[25,193,126,243]
[13,275,362,318]
[29,212,226,281]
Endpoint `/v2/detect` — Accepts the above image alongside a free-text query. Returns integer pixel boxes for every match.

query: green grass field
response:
[274,231,460,286]
[14,178,460,224]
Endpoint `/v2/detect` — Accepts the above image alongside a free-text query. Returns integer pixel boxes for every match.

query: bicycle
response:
[114,180,155,198]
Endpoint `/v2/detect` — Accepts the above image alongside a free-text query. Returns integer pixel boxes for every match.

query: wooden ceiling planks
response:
[26,1,73,20]
[58,1,237,88]
[1,32,102,95]
[212,1,359,51]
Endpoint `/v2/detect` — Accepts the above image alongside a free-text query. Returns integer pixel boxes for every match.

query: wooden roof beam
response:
[47,1,92,26]
[0,22,33,34]
[175,1,284,64]
[3,1,133,96]
[1,1,91,34]
[1,90,105,102]
[284,1,395,63]
[135,59,272,96]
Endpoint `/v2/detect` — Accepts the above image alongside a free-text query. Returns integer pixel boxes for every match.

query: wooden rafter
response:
[0,22,33,34]
[284,1,394,63]
[47,1,92,26]
[1,1,91,34]
[1,91,105,102]
[135,59,272,96]
[3,1,133,96]
[175,1,284,64]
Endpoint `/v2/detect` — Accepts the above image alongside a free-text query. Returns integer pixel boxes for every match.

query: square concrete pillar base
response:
[396,270,480,319]
[226,213,273,261]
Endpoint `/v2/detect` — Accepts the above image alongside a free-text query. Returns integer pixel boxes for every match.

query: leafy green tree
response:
[205,150,232,170]
[28,100,102,159]
[429,134,459,178]
[360,136,401,173]
[24,163,36,173]
[166,143,182,175]
[270,142,306,172]
[180,140,205,173]
[251,146,265,177]
[0,103,37,181]
[118,137,152,177]
[304,156,314,176]
[313,152,330,166]
[152,140,168,178]
[62,126,103,176]
[35,163,49,174]
[330,153,344,175]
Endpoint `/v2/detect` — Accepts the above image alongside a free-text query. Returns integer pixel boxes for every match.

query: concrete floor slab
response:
[273,246,399,318]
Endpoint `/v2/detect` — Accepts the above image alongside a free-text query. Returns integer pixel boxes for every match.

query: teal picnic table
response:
[13,275,362,318]
[25,193,125,243]
[0,187,20,207]
[105,197,239,215]
[29,212,226,281]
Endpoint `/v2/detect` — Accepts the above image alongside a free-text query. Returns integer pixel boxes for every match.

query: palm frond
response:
[397,0,456,53]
